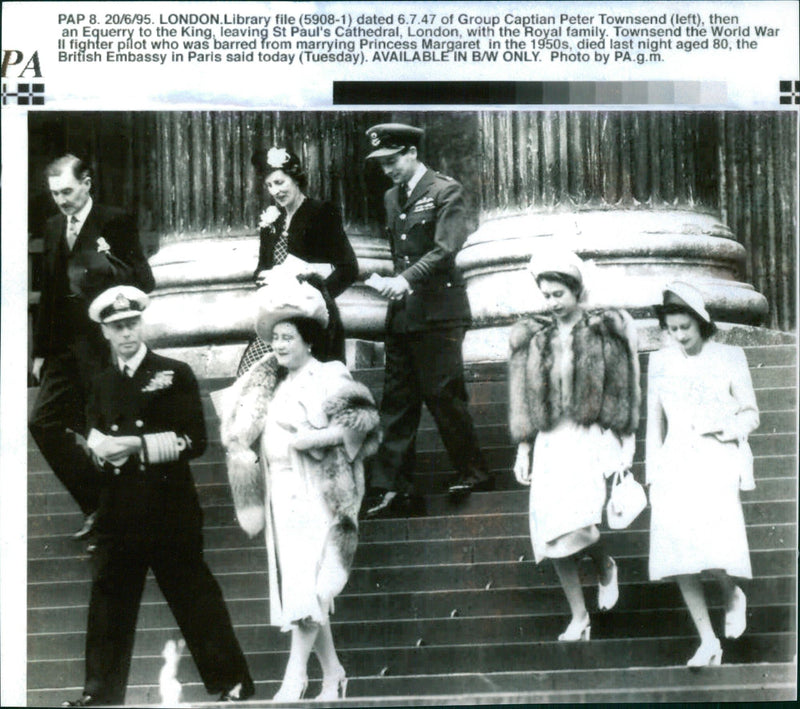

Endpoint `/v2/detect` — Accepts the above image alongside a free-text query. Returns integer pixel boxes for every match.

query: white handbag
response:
[605,469,648,529]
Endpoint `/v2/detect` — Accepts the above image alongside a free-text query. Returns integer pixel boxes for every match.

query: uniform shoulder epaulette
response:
[435,172,454,181]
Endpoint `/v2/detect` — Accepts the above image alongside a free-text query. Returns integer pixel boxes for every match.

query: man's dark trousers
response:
[370,326,487,495]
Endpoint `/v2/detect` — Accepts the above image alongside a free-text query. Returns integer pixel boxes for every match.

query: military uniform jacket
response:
[385,168,471,332]
[86,350,207,537]
[33,204,155,358]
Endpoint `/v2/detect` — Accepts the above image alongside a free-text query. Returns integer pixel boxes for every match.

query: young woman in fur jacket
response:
[509,251,640,642]
[218,275,380,701]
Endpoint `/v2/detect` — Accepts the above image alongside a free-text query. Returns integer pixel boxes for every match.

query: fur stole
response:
[508,309,640,442]
[219,354,280,537]
[219,355,381,542]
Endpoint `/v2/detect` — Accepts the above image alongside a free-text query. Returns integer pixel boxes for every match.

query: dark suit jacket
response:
[33,204,155,359]
[255,197,358,298]
[384,168,471,332]
[86,349,207,537]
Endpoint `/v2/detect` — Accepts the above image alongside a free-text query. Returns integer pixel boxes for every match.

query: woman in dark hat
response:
[237,147,358,375]
[219,274,380,700]
[647,281,759,667]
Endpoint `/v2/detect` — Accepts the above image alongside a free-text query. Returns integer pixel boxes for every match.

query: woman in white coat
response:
[219,275,380,700]
[647,281,759,667]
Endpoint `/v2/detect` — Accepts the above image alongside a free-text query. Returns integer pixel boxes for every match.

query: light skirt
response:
[529,420,623,563]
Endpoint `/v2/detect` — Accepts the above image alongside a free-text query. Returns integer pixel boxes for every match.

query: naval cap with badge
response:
[88,285,150,324]
[365,123,424,159]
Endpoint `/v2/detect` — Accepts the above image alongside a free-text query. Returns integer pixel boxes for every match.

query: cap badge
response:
[113,294,131,312]
[370,131,381,147]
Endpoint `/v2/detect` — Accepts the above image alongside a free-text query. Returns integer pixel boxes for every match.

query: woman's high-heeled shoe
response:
[598,557,619,611]
[686,637,722,668]
[725,586,747,639]
[273,672,308,702]
[558,615,591,642]
[316,666,348,701]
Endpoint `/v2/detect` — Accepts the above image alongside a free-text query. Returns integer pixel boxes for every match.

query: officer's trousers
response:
[371,327,488,494]
[84,530,252,705]
[29,347,106,515]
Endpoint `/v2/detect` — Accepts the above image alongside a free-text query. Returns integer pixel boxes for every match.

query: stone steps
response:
[26,343,797,705]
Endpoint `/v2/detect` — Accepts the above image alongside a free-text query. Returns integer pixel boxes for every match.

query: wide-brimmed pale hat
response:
[254,274,329,341]
[655,281,711,323]
[88,285,149,323]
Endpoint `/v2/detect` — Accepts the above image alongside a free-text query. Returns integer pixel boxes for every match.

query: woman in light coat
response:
[647,281,758,667]
[220,275,380,700]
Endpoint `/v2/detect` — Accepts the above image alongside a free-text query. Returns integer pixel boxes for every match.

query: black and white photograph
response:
[22,109,797,705]
[2,1,798,706]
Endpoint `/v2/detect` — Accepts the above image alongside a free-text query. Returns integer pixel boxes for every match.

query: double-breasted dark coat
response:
[29,204,155,515]
[81,349,251,705]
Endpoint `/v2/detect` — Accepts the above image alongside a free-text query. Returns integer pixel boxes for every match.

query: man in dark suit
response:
[29,154,155,539]
[62,286,254,707]
[363,123,492,519]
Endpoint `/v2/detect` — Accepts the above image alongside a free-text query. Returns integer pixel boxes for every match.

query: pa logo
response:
[1,50,44,105]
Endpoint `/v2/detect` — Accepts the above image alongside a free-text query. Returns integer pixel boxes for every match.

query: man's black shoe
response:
[72,512,97,541]
[363,491,426,519]
[219,677,255,702]
[362,490,396,519]
[448,476,495,500]
[62,694,101,707]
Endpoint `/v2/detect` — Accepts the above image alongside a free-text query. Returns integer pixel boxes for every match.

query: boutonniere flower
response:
[142,370,174,392]
[96,237,111,253]
[267,147,290,168]
[259,205,281,229]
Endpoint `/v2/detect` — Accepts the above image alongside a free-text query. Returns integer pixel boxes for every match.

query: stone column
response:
[457,112,771,360]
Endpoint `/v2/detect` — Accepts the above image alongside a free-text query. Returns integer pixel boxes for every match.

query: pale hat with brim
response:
[365,123,424,159]
[88,285,149,324]
[655,280,712,323]
[254,274,329,342]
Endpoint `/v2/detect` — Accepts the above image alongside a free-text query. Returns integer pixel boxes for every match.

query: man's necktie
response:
[66,215,79,251]
[123,365,133,378]
[400,183,409,205]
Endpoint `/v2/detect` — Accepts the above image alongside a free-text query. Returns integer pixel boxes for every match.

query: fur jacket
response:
[508,308,640,443]
[215,353,380,597]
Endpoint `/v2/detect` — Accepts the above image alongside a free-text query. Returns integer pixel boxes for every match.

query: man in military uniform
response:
[62,286,254,706]
[29,154,155,540]
[363,123,492,519]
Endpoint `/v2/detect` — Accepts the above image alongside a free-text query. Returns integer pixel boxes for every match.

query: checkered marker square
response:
[1,82,45,105]
[779,80,800,105]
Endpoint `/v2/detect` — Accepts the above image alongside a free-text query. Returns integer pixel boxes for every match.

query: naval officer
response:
[363,123,492,519]
[62,286,254,706]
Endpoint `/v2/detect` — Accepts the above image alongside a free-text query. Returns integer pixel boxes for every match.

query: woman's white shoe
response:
[598,557,619,611]
[273,673,308,702]
[316,667,348,701]
[558,615,591,642]
[687,637,722,668]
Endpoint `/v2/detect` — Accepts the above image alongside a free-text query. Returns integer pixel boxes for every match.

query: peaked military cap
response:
[89,285,150,323]
[365,123,424,159]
